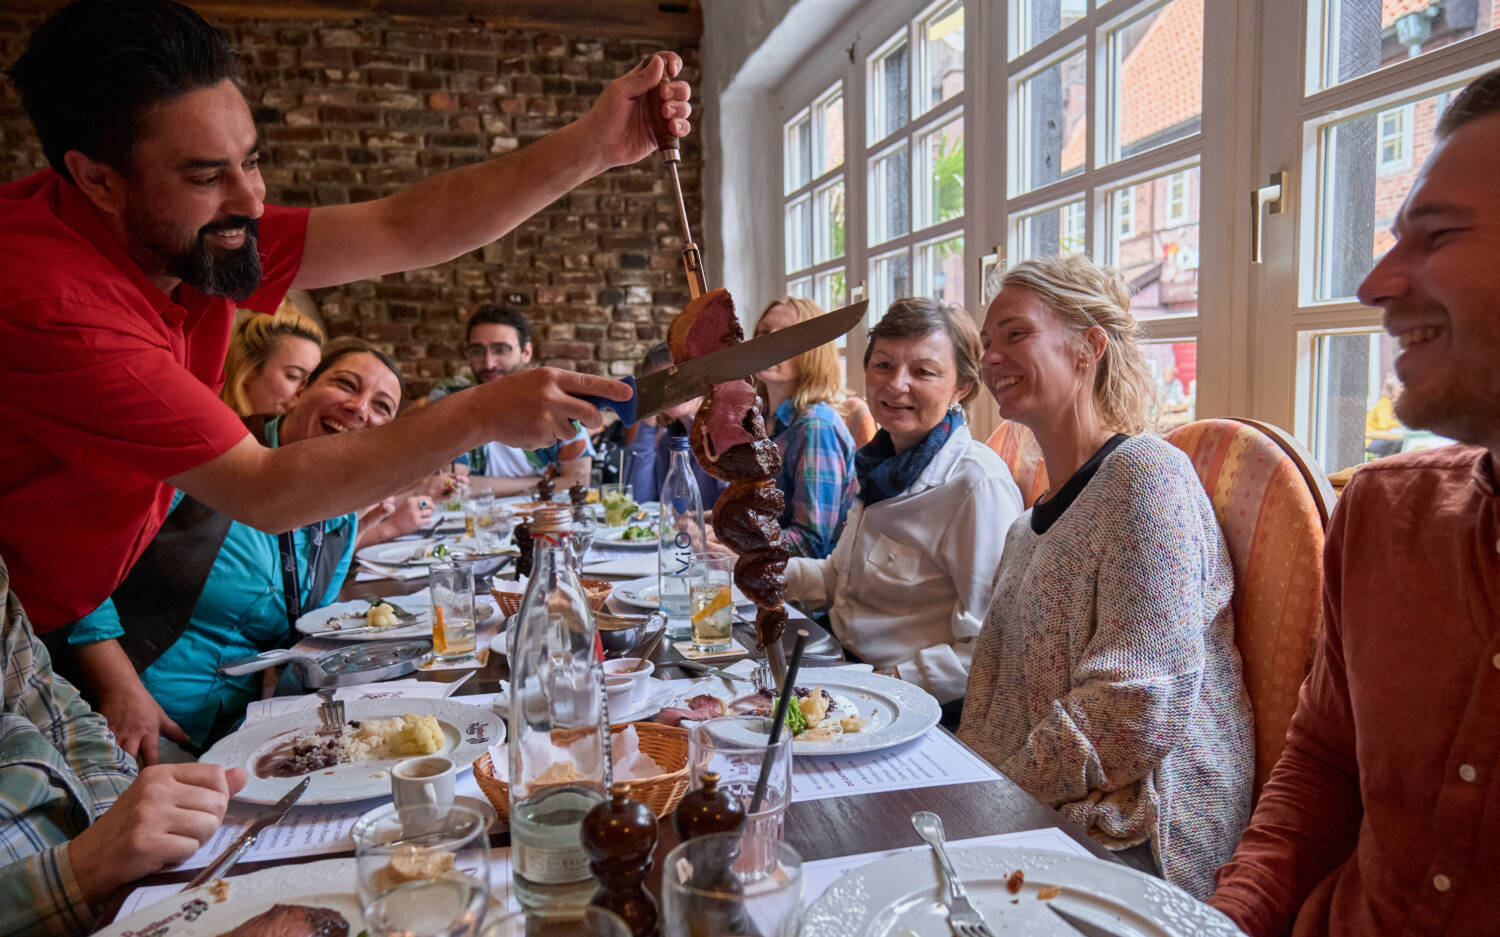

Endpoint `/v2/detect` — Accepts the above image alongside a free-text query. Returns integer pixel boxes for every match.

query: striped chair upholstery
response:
[984,420,1050,509]
[1165,419,1325,802]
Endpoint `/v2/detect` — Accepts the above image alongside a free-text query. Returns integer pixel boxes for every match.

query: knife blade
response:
[578,299,868,424]
[183,776,310,891]
[667,659,754,683]
[1046,904,1127,937]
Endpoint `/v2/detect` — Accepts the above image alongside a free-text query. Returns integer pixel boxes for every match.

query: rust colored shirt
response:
[1210,445,1500,937]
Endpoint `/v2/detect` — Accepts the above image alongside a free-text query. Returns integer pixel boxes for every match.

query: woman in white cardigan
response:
[959,255,1252,900]
[785,298,1023,712]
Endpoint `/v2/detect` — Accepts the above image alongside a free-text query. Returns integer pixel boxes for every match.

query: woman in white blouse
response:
[784,298,1023,713]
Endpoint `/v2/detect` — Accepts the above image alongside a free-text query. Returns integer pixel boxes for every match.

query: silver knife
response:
[1047,904,1127,937]
[578,299,868,423]
[668,659,754,683]
[183,776,310,891]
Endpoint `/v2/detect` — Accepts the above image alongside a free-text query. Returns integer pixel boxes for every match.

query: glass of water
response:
[661,832,802,937]
[687,553,735,654]
[687,715,794,842]
[353,803,491,937]
[428,561,477,661]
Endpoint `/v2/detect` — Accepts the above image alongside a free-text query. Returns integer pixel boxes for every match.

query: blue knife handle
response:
[576,375,638,425]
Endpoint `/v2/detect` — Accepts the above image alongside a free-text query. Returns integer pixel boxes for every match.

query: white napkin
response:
[582,554,657,577]
[240,676,470,727]
[356,561,428,582]
[487,724,664,784]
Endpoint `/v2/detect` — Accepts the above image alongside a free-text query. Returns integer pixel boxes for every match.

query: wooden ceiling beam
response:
[10,0,703,38]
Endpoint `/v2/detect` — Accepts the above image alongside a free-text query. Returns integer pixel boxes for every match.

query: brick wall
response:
[0,11,702,396]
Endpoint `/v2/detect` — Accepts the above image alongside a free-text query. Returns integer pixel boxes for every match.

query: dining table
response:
[95,501,1160,932]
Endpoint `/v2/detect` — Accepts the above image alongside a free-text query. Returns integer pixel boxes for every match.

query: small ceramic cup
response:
[390,754,456,809]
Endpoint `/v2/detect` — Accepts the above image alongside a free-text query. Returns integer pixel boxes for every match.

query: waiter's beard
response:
[126,206,263,301]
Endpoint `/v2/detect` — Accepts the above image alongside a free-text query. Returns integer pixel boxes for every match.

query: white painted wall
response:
[700,0,866,324]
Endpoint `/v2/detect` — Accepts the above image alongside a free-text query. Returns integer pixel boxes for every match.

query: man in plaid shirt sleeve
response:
[1,556,246,937]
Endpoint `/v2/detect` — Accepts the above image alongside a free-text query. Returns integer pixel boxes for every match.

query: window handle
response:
[1251,171,1288,264]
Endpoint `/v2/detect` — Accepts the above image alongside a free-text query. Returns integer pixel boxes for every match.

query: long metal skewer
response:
[653,75,707,299]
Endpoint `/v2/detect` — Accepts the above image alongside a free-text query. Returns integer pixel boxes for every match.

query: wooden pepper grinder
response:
[512,516,533,579]
[581,781,659,937]
[536,475,555,501]
[569,482,587,506]
[672,771,746,842]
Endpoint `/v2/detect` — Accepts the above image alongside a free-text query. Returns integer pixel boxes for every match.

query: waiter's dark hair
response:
[309,338,406,406]
[6,0,241,181]
[1438,68,1500,139]
[465,304,532,348]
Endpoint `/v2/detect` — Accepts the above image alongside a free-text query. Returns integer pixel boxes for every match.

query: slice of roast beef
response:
[215,904,349,937]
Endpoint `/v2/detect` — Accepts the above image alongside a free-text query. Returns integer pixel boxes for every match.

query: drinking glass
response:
[687,553,735,653]
[477,907,630,937]
[352,803,491,937]
[464,494,495,542]
[569,506,598,571]
[600,483,636,527]
[661,832,802,937]
[687,716,794,841]
[428,561,478,661]
[487,505,519,553]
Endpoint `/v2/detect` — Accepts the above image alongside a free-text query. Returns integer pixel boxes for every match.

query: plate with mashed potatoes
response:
[294,594,432,641]
[201,698,505,805]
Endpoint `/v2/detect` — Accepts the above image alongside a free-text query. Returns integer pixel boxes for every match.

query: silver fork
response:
[315,687,344,730]
[912,811,995,937]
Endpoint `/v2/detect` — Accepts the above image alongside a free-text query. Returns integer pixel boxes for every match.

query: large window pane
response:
[869,143,912,244]
[870,34,911,143]
[1307,330,1452,471]
[787,276,813,299]
[785,195,812,272]
[1015,198,1087,260]
[816,270,849,312]
[918,115,965,229]
[1109,0,1204,161]
[784,112,811,194]
[920,0,965,115]
[1015,47,1088,194]
[1314,86,1455,302]
[814,179,847,263]
[1144,340,1198,432]
[1107,165,1201,318]
[917,235,965,306]
[1319,0,1495,90]
[815,89,846,175]
[871,249,912,323]
[1012,0,1087,57]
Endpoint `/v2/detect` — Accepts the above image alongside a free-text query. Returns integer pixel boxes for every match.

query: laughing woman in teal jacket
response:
[64,340,404,762]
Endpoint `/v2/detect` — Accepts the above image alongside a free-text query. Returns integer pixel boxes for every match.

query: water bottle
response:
[658,436,705,640]
[509,506,609,913]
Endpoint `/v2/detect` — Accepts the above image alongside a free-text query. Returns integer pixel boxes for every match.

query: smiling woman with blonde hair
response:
[220,302,325,417]
[960,254,1252,899]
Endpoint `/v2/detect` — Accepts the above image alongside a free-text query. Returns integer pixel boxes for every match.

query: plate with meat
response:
[200,699,504,805]
[95,859,362,937]
[655,671,940,757]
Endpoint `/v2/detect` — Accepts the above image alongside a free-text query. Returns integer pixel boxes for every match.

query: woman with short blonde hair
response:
[960,254,1251,898]
[749,296,858,558]
[220,302,325,417]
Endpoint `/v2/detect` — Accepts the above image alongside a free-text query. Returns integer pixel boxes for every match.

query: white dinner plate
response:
[293,593,432,641]
[803,844,1243,937]
[612,575,753,610]
[201,698,504,805]
[96,858,364,937]
[595,524,660,548]
[678,671,941,757]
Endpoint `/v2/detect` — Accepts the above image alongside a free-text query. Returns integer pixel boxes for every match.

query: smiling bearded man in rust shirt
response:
[1208,69,1500,937]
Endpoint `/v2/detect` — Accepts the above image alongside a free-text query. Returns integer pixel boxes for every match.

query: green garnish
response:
[432,543,451,558]
[781,697,808,736]
[621,523,656,541]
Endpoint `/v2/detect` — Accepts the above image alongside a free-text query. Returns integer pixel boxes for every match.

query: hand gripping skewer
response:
[650,63,707,299]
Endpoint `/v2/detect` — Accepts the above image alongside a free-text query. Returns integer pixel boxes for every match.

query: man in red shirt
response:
[1209,70,1500,936]
[0,1,684,748]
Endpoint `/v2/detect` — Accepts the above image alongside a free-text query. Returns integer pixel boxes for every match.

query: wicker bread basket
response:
[491,577,612,618]
[472,722,690,828]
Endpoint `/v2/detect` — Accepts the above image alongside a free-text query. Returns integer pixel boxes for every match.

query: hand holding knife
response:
[183,776,310,891]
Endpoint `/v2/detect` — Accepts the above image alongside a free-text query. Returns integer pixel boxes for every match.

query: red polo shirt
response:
[0,169,309,631]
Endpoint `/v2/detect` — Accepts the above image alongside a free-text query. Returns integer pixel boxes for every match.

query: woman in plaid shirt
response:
[751,297,860,559]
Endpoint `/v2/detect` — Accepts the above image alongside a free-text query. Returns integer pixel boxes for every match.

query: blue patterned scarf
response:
[855,407,964,506]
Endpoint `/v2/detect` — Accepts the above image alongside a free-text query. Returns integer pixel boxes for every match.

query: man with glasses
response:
[428,305,593,496]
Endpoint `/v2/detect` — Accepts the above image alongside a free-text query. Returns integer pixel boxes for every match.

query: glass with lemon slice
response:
[688,553,735,653]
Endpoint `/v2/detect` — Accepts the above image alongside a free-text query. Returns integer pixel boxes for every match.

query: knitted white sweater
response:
[958,434,1253,899]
